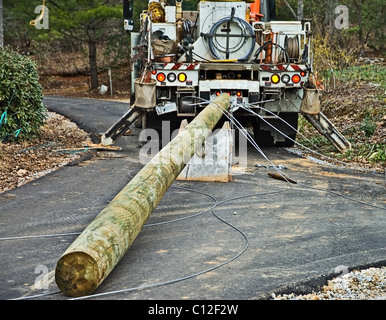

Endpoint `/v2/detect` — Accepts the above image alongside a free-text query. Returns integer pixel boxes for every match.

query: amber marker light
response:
[178,73,187,82]
[271,74,280,84]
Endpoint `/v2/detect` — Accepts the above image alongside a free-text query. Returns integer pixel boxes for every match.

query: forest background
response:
[0,0,385,172]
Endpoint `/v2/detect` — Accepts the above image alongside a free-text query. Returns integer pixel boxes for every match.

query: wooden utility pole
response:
[55,93,231,297]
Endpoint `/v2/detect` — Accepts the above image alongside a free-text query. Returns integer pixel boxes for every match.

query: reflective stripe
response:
[163,63,200,70]
[260,64,307,72]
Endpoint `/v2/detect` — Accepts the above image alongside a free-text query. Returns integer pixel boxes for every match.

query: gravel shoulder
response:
[271,266,386,300]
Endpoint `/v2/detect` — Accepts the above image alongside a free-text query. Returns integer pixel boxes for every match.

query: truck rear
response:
[128,0,313,146]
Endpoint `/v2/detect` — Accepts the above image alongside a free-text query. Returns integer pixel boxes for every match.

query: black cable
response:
[255,41,291,73]
[205,16,256,61]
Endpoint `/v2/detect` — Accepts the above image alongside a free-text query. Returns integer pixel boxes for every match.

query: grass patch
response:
[334,65,386,89]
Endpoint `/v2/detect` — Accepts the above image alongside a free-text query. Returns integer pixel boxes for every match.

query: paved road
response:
[1,96,385,300]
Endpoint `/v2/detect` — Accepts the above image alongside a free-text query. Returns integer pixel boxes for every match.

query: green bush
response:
[0,46,46,142]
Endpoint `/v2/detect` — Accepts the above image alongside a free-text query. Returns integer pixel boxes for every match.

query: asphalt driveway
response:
[1,96,385,301]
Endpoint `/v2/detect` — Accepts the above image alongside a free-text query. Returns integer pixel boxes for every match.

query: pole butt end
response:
[55,251,100,297]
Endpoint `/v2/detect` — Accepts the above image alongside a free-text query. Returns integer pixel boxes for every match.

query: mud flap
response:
[177,121,233,182]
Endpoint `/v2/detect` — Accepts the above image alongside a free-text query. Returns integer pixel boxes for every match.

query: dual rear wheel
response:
[253,112,298,147]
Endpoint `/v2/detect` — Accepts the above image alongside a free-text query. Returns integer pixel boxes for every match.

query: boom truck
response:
[101,0,350,153]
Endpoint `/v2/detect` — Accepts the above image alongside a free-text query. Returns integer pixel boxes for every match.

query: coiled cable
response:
[205,16,256,61]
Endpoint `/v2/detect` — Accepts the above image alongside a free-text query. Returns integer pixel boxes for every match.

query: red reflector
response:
[292,74,301,83]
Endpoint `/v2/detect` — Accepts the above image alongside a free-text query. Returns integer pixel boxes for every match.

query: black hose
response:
[205,16,256,61]
[254,41,291,73]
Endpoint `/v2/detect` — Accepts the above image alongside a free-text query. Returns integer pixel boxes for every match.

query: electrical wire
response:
[242,103,381,173]
[190,96,385,211]
[254,41,291,72]
[70,96,386,299]
[4,96,385,300]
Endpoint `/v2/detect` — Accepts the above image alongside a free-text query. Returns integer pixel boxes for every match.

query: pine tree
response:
[46,0,122,90]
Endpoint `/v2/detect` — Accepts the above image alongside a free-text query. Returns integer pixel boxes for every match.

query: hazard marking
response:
[163,63,200,70]
[260,64,307,72]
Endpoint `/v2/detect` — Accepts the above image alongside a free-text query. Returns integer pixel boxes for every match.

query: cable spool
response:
[284,36,300,61]
[205,16,255,61]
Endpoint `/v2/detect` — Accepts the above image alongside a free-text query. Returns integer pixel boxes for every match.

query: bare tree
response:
[297,0,304,21]
[283,0,297,20]
[0,0,3,47]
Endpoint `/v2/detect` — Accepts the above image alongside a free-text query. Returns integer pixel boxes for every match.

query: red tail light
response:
[156,73,166,82]
[292,74,301,83]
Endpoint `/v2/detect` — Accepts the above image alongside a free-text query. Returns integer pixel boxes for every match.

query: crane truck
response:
[101,0,350,154]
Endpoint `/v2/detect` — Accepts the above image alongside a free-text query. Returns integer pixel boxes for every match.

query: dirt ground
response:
[299,81,385,173]
[0,112,91,193]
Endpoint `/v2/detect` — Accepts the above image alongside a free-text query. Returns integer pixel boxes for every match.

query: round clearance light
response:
[292,74,301,83]
[271,74,280,84]
[167,73,176,82]
[156,72,166,82]
[151,69,157,75]
[178,73,187,82]
[236,91,242,97]
[300,71,307,77]
[281,74,290,84]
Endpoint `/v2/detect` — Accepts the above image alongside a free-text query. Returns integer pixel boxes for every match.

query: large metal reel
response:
[284,35,300,62]
[205,16,256,60]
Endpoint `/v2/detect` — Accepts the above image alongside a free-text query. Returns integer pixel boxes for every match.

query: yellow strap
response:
[29,0,46,27]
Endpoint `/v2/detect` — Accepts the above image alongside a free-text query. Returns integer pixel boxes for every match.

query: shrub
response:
[0,46,46,142]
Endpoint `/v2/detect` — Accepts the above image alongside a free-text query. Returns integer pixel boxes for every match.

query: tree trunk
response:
[297,0,304,21]
[55,94,231,297]
[0,0,4,47]
[356,2,365,56]
[88,28,99,90]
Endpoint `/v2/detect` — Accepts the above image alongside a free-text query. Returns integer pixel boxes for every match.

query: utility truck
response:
[101,0,350,154]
